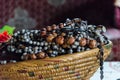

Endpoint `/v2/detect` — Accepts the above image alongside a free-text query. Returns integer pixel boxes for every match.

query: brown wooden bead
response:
[79,38,87,46]
[73,18,81,23]
[59,23,64,28]
[52,32,57,37]
[56,36,64,45]
[41,31,47,36]
[67,36,75,45]
[61,32,66,36]
[42,28,47,31]
[52,24,57,30]
[89,40,97,48]
[46,34,54,42]
[30,54,37,60]
[37,52,46,59]
[47,26,52,31]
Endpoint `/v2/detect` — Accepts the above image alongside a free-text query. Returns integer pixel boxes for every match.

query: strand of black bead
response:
[98,41,104,80]
[0,18,108,67]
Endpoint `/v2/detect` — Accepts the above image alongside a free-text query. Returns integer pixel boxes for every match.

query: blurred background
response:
[0,0,120,60]
[0,0,114,29]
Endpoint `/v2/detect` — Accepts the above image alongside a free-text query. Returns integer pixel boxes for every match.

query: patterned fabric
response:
[110,39,120,61]
[0,0,114,28]
[115,7,120,28]
[0,0,92,28]
[104,29,120,61]
[7,7,37,31]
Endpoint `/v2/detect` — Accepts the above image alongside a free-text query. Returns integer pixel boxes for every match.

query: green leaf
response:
[0,25,15,35]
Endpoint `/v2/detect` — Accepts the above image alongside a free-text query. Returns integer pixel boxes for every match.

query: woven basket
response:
[0,41,112,80]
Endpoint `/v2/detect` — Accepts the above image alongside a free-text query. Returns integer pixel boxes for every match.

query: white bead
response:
[10,60,16,63]
[0,60,7,65]
[23,53,27,55]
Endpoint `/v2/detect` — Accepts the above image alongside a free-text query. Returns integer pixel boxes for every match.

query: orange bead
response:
[61,32,66,36]
[56,36,64,45]
[47,26,52,31]
[30,54,37,60]
[89,40,97,48]
[52,24,57,30]
[67,36,75,45]
[52,32,57,37]
[37,52,46,59]
[79,38,87,46]
[46,34,54,42]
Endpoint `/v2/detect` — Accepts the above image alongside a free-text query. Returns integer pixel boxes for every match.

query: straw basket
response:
[0,41,112,80]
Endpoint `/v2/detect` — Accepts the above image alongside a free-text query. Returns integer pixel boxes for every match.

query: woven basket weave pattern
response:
[0,42,112,80]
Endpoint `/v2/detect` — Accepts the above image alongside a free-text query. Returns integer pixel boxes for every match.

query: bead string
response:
[98,38,104,80]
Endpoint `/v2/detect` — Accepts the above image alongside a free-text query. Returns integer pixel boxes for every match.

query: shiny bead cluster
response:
[0,60,16,65]
[1,18,108,62]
